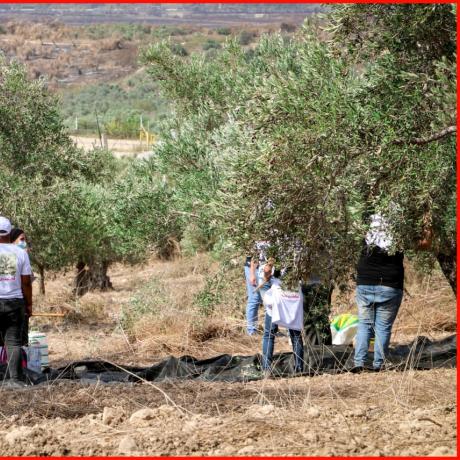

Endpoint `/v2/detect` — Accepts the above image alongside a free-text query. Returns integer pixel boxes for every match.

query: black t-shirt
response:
[356,242,404,290]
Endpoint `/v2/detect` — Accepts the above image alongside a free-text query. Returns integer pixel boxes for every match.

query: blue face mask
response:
[17,241,27,250]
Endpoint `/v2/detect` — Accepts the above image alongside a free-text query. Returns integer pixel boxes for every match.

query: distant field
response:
[0,4,321,26]
[0,19,304,137]
[71,136,153,159]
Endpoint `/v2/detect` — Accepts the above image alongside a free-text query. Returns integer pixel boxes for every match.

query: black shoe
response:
[350,366,364,374]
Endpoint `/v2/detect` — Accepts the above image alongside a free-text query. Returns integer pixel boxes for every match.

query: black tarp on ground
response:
[0,335,456,386]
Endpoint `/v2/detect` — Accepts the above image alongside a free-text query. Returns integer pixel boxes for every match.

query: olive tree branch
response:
[394,125,456,146]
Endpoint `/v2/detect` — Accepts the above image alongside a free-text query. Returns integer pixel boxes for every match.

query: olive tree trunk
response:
[73,260,113,297]
[436,247,457,297]
[37,264,46,295]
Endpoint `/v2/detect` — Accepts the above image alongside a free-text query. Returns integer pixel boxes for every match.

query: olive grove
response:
[0,4,456,296]
[0,57,180,294]
[142,3,456,292]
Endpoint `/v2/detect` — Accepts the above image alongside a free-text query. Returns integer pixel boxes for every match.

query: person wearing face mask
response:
[0,217,32,386]
[10,228,33,348]
[10,228,28,252]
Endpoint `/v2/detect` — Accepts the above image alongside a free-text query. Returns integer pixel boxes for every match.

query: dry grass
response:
[2,252,457,456]
[0,367,455,456]
[28,252,456,371]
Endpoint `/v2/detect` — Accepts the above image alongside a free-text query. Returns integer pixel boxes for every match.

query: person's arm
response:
[21,274,32,317]
[249,258,258,286]
[20,251,33,316]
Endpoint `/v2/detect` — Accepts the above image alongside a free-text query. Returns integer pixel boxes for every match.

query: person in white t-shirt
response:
[261,268,304,376]
[0,216,33,386]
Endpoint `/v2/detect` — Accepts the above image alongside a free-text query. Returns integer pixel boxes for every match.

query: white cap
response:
[0,216,12,236]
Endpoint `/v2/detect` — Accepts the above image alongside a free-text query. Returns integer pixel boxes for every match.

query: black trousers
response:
[0,298,25,381]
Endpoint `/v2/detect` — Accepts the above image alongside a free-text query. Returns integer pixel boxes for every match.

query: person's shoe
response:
[350,366,365,374]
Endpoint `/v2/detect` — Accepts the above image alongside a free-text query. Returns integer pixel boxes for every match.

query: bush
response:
[216,27,232,36]
[170,27,190,37]
[169,43,188,57]
[238,30,256,45]
[202,39,222,51]
[104,115,140,138]
[120,279,168,335]
[280,22,297,33]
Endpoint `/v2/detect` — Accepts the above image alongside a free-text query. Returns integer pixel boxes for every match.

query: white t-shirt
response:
[0,243,32,299]
[263,278,304,331]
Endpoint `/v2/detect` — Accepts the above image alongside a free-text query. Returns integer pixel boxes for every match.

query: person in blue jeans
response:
[244,241,270,335]
[353,213,404,371]
[244,256,263,335]
[262,313,304,374]
[259,265,304,375]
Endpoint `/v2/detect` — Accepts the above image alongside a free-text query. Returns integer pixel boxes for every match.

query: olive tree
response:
[0,57,181,295]
[141,4,456,294]
[0,57,115,293]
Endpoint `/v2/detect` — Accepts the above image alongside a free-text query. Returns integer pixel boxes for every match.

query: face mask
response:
[17,241,27,250]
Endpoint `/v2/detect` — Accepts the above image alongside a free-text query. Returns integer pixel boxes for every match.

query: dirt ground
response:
[71,136,153,159]
[0,255,457,456]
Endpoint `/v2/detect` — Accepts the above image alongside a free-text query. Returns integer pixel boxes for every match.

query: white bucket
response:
[28,331,49,370]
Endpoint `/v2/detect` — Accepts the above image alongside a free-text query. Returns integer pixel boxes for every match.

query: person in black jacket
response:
[353,213,404,371]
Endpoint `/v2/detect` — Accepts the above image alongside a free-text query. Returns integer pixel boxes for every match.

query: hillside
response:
[0,20,304,134]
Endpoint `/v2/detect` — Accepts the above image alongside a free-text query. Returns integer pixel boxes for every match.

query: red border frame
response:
[0,1,457,459]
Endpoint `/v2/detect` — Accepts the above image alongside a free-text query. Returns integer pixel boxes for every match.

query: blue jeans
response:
[244,265,264,335]
[262,311,304,373]
[354,285,403,369]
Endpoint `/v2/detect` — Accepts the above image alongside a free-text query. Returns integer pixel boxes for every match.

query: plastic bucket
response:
[28,331,49,370]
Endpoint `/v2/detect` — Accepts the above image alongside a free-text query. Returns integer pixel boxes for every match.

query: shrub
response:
[216,27,232,36]
[120,279,168,335]
[202,39,222,51]
[169,43,188,57]
[238,30,256,45]
[280,22,297,33]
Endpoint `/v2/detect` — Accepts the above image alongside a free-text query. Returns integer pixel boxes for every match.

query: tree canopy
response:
[142,4,456,291]
[0,4,456,296]
[0,56,181,293]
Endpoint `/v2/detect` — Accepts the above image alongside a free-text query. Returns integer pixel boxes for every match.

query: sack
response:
[331,313,359,345]
[265,279,303,331]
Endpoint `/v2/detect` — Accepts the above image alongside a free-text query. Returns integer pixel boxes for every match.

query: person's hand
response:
[250,274,257,286]
[26,304,32,317]
[263,264,273,281]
